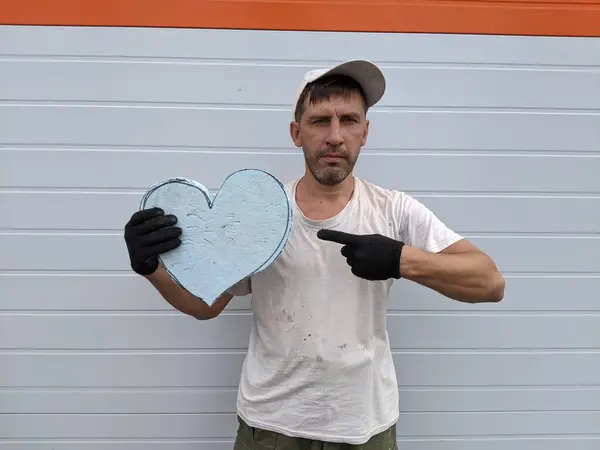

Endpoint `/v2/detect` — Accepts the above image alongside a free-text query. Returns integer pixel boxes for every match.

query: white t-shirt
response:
[227,176,462,444]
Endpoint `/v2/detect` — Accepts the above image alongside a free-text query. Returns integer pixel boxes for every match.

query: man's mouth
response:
[321,154,345,162]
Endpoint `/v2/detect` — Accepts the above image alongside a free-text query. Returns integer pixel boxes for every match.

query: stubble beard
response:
[305,150,358,186]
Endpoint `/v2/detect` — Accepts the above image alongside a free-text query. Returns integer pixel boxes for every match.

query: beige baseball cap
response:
[292,59,386,118]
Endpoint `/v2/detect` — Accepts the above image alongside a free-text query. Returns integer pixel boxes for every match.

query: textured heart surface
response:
[139,169,293,306]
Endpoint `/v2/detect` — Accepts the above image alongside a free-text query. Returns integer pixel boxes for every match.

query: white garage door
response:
[1,25,600,449]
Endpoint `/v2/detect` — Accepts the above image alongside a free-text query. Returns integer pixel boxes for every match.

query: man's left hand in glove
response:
[317,229,405,281]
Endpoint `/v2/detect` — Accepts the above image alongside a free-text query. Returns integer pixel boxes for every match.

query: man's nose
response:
[326,119,343,146]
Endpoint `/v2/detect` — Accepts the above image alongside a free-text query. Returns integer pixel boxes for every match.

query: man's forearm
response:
[399,245,505,303]
[145,265,233,319]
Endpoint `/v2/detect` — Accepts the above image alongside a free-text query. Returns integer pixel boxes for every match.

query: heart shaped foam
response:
[139,169,293,306]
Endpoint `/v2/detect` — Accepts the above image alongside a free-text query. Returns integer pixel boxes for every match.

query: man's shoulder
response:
[283,179,299,196]
[356,179,429,224]
[356,178,408,204]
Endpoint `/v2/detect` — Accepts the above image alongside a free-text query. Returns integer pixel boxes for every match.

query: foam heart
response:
[139,169,293,306]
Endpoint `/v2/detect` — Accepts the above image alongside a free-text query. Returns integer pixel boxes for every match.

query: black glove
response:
[317,229,404,281]
[124,207,182,276]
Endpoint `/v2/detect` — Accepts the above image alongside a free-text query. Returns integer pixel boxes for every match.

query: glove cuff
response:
[392,241,405,279]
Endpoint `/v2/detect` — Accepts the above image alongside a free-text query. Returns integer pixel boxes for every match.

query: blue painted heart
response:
[139,169,293,306]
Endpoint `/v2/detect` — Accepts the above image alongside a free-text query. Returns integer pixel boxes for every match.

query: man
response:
[124,60,505,449]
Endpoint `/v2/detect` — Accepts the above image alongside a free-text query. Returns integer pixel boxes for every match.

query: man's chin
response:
[312,167,350,186]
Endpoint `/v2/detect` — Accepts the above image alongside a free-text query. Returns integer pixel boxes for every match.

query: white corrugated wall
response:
[1,25,599,449]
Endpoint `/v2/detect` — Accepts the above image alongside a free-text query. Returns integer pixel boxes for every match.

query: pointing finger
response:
[317,229,363,246]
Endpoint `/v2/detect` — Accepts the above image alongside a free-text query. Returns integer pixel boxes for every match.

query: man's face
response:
[290,91,369,186]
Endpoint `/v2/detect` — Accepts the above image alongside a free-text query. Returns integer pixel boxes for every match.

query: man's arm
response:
[123,207,240,320]
[145,265,235,320]
[399,238,505,303]
[398,194,505,303]
[318,227,504,303]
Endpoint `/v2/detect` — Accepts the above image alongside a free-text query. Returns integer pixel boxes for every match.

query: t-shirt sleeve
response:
[226,277,252,297]
[396,192,463,253]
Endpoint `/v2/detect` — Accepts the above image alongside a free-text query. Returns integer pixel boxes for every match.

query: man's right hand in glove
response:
[123,206,233,320]
[124,207,182,276]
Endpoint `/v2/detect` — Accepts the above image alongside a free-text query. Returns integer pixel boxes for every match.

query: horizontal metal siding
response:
[1,25,599,449]
[3,233,600,273]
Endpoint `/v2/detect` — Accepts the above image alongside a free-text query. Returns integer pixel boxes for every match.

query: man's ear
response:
[290,121,302,147]
[361,119,370,147]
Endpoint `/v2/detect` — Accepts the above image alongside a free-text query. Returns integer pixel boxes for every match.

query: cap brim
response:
[317,59,386,108]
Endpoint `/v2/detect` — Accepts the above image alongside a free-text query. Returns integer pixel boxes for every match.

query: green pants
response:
[233,416,398,450]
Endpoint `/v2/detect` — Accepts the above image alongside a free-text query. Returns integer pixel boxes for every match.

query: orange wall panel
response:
[1,0,599,37]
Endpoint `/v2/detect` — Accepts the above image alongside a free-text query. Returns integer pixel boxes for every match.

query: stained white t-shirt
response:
[227,176,462,444]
